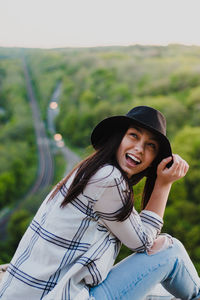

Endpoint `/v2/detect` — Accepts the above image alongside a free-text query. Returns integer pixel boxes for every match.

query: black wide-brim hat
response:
[91,105,172,165]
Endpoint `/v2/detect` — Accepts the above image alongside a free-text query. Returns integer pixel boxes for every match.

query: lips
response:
[126,153,141,166]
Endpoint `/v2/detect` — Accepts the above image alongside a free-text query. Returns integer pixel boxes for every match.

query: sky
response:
[0,0,200,49]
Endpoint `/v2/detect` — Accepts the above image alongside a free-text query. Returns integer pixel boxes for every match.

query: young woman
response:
[0,106,200,300]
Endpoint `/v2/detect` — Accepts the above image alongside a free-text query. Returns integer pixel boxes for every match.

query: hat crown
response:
[126,106,166,136]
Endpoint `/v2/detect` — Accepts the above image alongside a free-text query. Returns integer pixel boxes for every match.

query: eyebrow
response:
[130,126,159,142]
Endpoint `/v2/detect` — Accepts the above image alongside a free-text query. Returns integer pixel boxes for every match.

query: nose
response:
[134,141,144,154]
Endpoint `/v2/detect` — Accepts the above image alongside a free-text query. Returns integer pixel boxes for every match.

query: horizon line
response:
[1,42,200,50]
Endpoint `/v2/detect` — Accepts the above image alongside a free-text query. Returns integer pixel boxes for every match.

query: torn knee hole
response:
[147,235,173,255]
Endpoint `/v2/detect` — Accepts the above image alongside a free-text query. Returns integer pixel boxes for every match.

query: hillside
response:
[0,44,200,272]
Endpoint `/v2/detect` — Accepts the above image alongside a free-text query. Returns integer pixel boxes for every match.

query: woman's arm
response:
[145,154,189,218]
[91,167,163,251]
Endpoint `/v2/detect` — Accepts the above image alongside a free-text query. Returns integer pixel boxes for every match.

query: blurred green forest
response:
[1,45,200,272]
[0,50,37,210]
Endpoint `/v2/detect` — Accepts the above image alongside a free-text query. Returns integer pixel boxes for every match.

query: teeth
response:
[127,154,141,164]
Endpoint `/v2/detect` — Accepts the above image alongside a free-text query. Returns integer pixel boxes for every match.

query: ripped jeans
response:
[89,236,200,300]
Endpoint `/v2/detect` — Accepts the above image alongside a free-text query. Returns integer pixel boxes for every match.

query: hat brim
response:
[91,115,172,163]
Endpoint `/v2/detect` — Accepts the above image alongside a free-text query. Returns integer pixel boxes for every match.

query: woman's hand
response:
[156,154,189,186]
[145,154,189,218]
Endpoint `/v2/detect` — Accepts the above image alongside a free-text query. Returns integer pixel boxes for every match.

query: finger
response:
[174,156,184,176]
[173,156,189,177]
[179,159,188,177]
[169,154,180,174]
[170,156,186,178]
[157,156,173,172]
[178,161,186,177]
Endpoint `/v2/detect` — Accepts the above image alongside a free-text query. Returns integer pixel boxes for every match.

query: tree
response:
[170,126,200,204]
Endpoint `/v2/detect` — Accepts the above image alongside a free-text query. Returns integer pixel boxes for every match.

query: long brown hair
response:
[50,125,160,221]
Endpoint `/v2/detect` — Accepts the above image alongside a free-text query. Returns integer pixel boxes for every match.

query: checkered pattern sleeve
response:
[92,166,163,252]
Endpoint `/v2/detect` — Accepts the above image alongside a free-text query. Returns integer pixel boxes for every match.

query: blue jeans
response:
[89,238,200,300]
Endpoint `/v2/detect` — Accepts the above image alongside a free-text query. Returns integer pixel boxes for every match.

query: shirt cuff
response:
[140,210,163,232]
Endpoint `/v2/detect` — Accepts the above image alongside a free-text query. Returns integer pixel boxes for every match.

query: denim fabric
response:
[89,238,200,300]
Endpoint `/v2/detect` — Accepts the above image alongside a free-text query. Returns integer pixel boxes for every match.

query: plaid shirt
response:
[0,165,163,300]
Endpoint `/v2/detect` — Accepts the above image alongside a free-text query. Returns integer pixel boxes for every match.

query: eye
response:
[147,143,157,150]
[130,132,138,138]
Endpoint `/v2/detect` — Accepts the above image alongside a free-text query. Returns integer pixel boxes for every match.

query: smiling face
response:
[116,126,160,178]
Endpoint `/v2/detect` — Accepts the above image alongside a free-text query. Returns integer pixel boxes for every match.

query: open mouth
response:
[126,153,141,165]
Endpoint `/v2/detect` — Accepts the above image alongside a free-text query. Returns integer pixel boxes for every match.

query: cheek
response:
[117,139,127,157]
[146,151,157,165]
